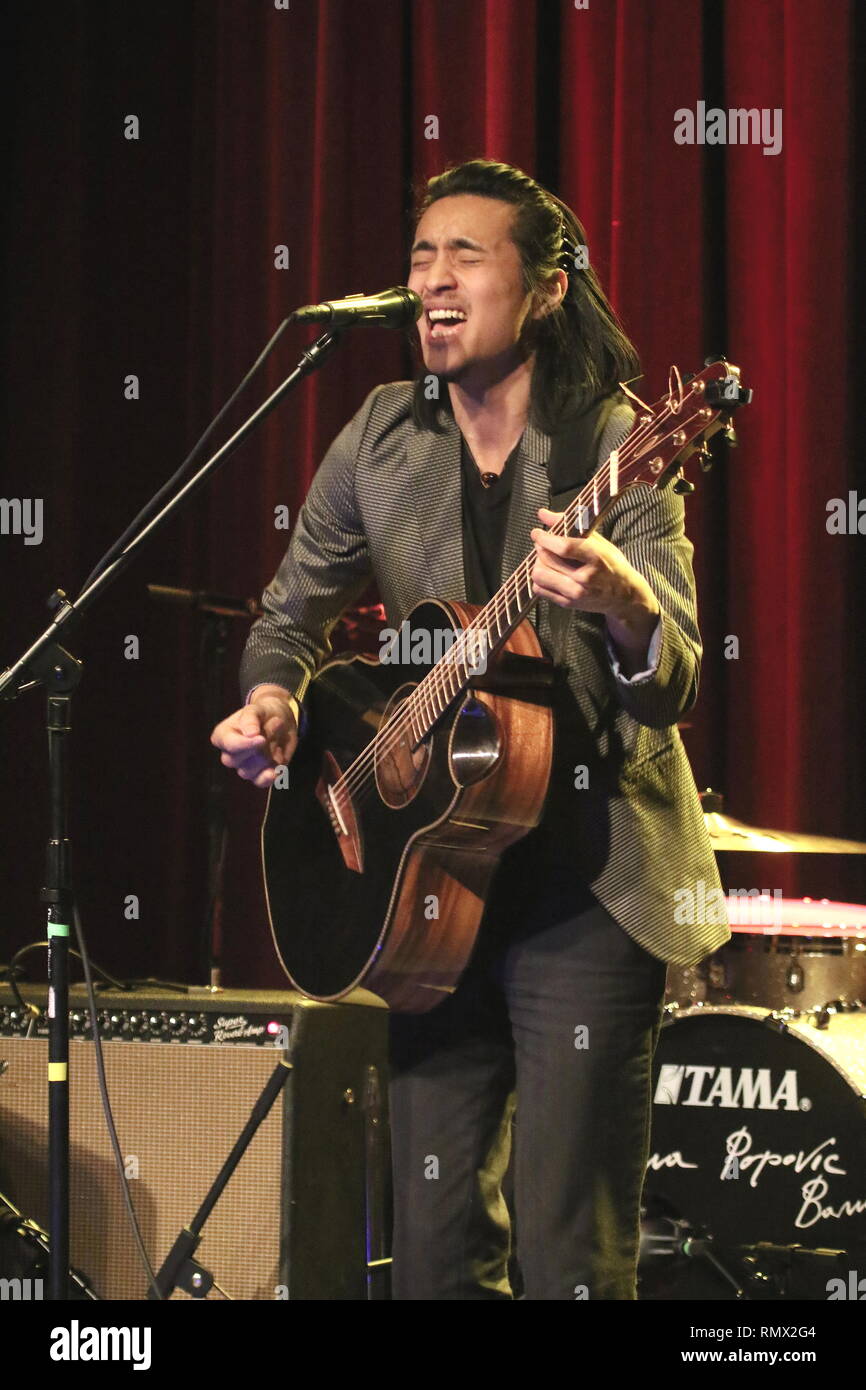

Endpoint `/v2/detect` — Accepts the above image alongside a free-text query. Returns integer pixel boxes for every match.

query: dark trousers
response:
[388,889,667,1300]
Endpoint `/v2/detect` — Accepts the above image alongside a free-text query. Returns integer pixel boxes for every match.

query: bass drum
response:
[640,1005,866,1299]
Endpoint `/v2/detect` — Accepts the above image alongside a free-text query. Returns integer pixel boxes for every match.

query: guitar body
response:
[261,599,554,1012]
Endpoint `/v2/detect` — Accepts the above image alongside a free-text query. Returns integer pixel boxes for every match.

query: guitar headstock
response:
[618,358,752,496]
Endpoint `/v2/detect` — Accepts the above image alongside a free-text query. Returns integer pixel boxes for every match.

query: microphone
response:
[290,286,422,330]
[146,584,262,619]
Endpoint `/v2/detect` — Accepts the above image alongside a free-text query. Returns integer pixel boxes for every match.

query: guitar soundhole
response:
[374,682,431,809]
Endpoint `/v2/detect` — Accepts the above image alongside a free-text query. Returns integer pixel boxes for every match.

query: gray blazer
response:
[240,381,730,966]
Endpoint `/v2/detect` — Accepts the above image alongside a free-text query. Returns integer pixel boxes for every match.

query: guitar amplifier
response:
[0,984,391,1300]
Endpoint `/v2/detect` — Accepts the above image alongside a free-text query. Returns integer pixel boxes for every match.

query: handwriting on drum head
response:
[722,1126,846,1187]
[649,1125,866,1231]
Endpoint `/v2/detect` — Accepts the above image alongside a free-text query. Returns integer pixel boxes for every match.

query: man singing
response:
[211,159,729,1300]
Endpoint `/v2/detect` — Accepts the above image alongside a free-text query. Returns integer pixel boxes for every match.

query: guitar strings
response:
[330,392,699,808]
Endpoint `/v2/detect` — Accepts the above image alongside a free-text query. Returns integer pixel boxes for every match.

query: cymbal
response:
[705,810,866,854]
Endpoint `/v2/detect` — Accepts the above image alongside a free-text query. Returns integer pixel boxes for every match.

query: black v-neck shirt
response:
[460,435,521,603]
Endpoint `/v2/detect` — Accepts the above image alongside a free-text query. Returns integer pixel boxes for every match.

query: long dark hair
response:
[410,159,641,434]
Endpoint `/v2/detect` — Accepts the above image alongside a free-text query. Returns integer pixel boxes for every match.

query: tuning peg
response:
[723,422,738,446]
[698,443,713,473]
[704,354,728,367]
[672,473,695,495]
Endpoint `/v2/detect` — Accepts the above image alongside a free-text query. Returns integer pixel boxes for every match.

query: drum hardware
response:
[665,900,866,1012]
[787,959,804,991]
[639,1200,750,1299]
[639,1209,854,1301]
[664,996,865,1029]
[739,1242,858,1300]
[640,1222,858,1302]
[760,1009,795,1035]
[742,1240,853,1269]
[813,998,865,1029]
[753,1004,859,1034]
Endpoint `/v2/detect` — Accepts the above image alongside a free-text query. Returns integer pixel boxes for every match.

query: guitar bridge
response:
[315,750,364,873]
[327,784,348,836]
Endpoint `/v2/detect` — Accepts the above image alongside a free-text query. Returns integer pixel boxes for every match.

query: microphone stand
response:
[200,607,230,991]
[0,326,344,1299]
[146,584,265,991]
[147,1057,292,1300]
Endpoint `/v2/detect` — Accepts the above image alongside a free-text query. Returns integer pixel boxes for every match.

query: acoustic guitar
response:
[261,360,751,1011]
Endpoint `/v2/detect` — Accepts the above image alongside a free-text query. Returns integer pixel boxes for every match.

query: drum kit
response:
[639,790,866,1301]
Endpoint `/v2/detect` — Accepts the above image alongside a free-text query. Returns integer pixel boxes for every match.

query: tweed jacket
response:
[240,381,730,966]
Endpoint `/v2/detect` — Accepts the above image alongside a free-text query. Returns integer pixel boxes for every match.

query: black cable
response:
[71,901,163,1300]
[121,977,196,995]
[1,943,131,1017]
[0,950,202,1007]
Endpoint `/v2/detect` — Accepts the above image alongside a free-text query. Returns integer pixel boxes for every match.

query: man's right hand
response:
[210,686,300,789]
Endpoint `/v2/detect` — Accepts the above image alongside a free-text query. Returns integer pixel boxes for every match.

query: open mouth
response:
[426,307,467,341]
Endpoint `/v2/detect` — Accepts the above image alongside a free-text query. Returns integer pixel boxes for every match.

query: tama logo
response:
[655,1063,803,1111]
